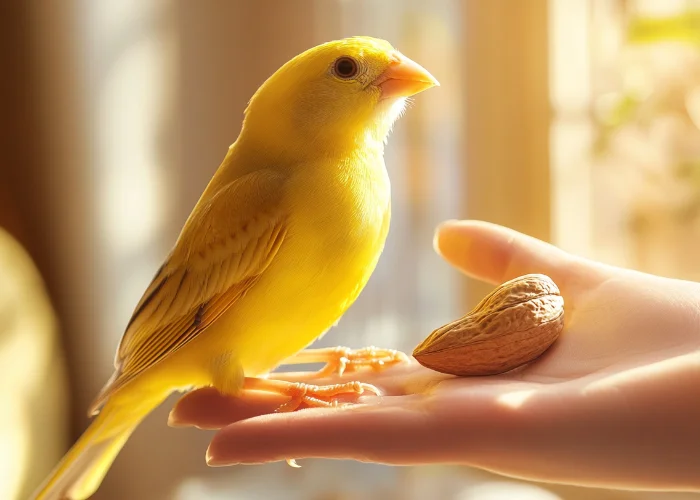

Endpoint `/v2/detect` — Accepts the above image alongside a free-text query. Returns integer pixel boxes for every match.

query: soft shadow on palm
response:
[169,221,700,490]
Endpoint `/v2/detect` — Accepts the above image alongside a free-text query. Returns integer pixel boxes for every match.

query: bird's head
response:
[241,36,439,155]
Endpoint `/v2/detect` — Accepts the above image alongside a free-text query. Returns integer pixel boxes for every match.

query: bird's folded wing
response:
[89,169,288,414]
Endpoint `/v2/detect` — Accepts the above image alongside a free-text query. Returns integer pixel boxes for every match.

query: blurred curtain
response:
[0,3,70,498]
[461,0,551,307]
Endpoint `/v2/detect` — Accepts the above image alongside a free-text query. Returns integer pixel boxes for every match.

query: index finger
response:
[204,399,439,467]
[434,220,614,297]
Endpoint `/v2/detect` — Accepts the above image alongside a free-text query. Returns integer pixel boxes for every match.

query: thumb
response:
[433,220,611,296]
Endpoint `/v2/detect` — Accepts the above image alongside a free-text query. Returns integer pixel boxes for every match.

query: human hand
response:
[168,220,700,491]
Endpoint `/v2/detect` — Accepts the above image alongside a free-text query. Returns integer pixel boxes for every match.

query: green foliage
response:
[593,93,642,156]
[594,9,700,154]
[627,11,700,46]
[592,9,700,220]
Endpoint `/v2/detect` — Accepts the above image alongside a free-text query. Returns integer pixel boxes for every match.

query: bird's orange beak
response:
[373,52,439,100]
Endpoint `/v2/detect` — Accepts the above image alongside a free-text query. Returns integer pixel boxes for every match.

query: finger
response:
[168,387,287,429]
[205,399,449,466]
[167,363,438,429]
[203,379,540,467]
[433,220,613,296]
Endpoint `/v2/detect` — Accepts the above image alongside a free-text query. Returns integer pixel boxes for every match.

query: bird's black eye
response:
[333,57,359,79]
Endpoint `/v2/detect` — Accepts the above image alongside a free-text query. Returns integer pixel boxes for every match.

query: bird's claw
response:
[274,379,380,469]
[315,346,410,377]
[275,380,380,413]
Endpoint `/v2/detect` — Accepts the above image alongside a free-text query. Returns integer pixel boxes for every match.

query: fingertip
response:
[433,219,603,295]
[168,387,223,429]
[205,413,291,466]
[433,219,463,260]
[434,219,508,284]
[204,409,342,466]
[206,443,234,467]
[433,219,461,247]
[168,387,286,430]
[167,410,188,428]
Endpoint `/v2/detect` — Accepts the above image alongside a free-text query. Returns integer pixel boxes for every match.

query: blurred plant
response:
[592,8,700,226]
[627,10,700,46]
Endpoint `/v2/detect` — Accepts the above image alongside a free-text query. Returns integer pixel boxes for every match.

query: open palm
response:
[169,220,700,492]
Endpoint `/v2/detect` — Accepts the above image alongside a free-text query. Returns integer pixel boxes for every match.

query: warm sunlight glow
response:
[0,402,29,500]
[632,0,688,16]
[496,389,537,409]
[0,230,67,499]
[97,36,170,256]
[89,0,178,357]
[457,481,563,500]
[548,0,593,257]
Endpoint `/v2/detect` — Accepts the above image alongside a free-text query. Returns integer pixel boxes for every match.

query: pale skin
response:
[168,219,700,492]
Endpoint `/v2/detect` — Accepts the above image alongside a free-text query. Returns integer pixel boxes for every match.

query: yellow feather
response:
[32,36,437,499]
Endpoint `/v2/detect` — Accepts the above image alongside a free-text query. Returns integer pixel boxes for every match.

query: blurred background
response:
[1,0,700,499]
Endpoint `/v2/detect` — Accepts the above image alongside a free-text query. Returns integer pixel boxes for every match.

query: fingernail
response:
[167,410,189,428]
[433,219,460,254]
[435,220,476,266]
[206,447,230,467]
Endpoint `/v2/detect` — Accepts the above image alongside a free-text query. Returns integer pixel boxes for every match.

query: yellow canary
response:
[33,36,438,499]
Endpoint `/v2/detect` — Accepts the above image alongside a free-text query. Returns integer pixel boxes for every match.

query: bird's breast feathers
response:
[288,155,391,266]
[217,158,391,374]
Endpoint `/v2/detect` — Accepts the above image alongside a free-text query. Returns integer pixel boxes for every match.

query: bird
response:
[32,36,438,499]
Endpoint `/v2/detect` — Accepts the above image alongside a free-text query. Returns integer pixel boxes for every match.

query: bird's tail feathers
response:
[31,396,161,500]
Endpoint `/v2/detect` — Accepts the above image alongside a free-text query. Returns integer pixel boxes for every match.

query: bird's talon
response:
[315,346,410,377]
[274,380,380,413]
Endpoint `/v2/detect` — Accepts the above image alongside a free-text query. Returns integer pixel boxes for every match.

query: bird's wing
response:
[89,169,287,414]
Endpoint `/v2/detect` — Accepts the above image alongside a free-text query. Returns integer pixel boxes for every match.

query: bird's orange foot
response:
[243,377,381,468]
[243,377,381,412]
[281,345,410,378]
[280,380,381,412]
